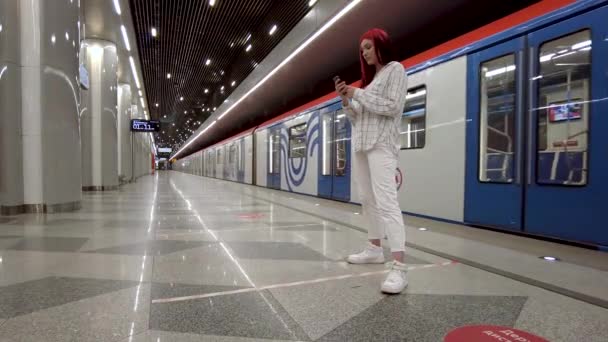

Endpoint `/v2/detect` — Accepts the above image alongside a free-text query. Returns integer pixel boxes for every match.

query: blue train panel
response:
[465,4,608,246]
[318,101,351,202]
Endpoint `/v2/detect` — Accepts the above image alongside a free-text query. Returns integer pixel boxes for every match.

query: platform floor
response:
[0,171,606,342]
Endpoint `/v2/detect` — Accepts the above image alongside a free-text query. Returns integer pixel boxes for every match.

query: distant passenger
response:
[334,28,408,294]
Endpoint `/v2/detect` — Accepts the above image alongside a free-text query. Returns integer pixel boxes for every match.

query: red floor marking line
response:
[151,261,456,304]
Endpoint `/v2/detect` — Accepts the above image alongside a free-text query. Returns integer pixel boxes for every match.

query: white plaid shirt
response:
[343,61,407,156]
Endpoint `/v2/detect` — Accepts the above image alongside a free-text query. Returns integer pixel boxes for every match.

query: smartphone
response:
[333,76,341,83]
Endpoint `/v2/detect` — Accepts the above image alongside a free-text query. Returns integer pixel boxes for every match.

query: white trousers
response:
[354,143,406,252]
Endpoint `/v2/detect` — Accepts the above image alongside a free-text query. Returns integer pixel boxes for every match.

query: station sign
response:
[131,119,161,132]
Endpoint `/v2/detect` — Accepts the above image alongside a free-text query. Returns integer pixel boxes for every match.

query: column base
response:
[82,185,119,191]
[1,201,81,216]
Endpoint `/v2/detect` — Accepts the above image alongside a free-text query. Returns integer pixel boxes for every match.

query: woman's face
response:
[360,38,378,66]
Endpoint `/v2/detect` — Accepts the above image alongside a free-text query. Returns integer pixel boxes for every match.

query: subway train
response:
[175,1,608,249]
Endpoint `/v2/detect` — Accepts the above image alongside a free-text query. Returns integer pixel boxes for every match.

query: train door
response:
[238,138,245,183]
[318,104,351,202]
[211,150,217,178]
[267,127,281,189]
[465,6,608,246]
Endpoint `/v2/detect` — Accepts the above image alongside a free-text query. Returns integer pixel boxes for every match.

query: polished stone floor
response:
[0,172,606,341]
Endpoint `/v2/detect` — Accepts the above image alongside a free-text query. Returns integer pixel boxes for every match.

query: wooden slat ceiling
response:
[129,0,312,150]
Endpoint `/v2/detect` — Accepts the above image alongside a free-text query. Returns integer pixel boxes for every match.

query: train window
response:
[237,141,243,172]
[229,144,236,164]
[289,123,307,159]
[400,86,426,149]
[536,30,590,186]
[269,130,281,174]
[478,54,517,183]
[335,110,348,176]
[321,114,333,176]
[217,147,224,164]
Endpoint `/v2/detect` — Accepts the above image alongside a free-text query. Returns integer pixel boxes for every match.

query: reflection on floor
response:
[0,172,606,341]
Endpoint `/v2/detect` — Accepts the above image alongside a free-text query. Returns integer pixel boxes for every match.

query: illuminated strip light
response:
[140,97,146,109]
[218,0,362,122]
[113,0,121,15]
[485,64,515,78]
[572,40,591,50]
[120,25,131,51]
[406,89,427,100]
[173,0,363,160]
[129,56,141,89]
[539,53,555,63]
[552,51,576,60]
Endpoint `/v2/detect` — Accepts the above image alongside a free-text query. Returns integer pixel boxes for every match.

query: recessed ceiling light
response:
[354,212,360,215]
[209,0,216,6]
[309,0,318,6]
[231,81,236,86]
[246,33,251,42]
[151,27,157,37]
[180,96,184,101]
[204,89,209,94]
[245,44,252,52]
[269,25,277,35]
[155,103,159,107]
[167,73,171,79]
[206,59,211,66]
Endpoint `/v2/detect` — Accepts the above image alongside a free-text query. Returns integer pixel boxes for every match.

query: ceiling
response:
[167,0,538,158]
[129,0,315,151]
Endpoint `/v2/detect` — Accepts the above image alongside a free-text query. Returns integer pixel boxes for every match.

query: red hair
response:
[359,28,396,88]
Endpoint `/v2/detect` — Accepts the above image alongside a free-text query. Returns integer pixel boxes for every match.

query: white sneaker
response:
[346,243,385,264]
[381,261,408,294]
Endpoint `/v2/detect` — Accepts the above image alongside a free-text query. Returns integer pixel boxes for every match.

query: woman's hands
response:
[335,80,356,99]
[334,77,356,107]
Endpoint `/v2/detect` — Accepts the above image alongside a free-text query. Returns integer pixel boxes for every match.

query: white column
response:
[80,39,118,190]
[117,83,133,183]
[0,0,23,213]
[14,0,81,213]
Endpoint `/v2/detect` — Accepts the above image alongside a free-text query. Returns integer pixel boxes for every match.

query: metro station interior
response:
[0,0,607,341]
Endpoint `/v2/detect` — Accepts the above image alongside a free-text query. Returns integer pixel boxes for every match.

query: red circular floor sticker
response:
[444,326,548,342]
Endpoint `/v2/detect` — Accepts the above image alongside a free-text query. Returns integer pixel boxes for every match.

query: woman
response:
[335,28,408,294]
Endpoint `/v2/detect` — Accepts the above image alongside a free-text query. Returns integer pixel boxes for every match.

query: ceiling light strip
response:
[173,0,362,159]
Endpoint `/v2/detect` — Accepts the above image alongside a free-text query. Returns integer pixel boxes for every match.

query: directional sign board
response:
[131,119,161,132]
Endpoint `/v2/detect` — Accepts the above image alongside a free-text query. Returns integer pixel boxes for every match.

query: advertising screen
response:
[548,100,582,122]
